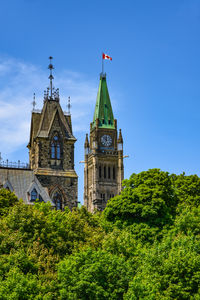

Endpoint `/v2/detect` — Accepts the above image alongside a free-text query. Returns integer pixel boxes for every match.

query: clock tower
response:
[84,73,124,212]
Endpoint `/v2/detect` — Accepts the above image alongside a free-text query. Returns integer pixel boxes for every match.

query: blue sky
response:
[0,0,200,203]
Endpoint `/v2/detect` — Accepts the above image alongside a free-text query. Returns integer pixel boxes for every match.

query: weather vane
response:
[48,56,54,98]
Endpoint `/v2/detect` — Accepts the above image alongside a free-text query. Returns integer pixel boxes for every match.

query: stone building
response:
[84,73,124,212]
[0,58,78,210]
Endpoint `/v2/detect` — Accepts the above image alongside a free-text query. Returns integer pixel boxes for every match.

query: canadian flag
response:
[102,53,112,61]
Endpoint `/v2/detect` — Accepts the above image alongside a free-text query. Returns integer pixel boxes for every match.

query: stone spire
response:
[84,133,90,156]
[117,129,123,144]
[84,133,89,148]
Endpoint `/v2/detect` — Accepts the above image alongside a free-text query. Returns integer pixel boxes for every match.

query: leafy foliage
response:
[1,169,200,299]
[0,189,19,216]
[125,234,200,299]
[103,169,177,227]
[172,172,200,207]
[58,248,133,300]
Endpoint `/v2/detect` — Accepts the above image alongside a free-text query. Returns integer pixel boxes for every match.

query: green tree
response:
[172,172,200,208]
[0,202,104,299]
[0,268,42,300]
[0,189,19,216]
[58,248,133,300]
[125,234,200,299]
[103,169,177,241]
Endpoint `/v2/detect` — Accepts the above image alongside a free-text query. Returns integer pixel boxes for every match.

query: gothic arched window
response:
[51,135,61,159]
[53,192,62,210]
[31,188,38,202]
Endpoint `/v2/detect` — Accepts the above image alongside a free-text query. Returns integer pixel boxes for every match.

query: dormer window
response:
[51,135,61,159]
[31,188,38,202]
[30,188,43,202]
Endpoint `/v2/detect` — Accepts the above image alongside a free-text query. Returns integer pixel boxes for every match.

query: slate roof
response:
[0,167,52,204]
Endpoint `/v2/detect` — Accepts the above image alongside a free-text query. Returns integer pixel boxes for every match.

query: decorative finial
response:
[44,90,47,99]
[48,56,54,98]
[31,93,36,111]
[54,88,59,101]
[67,96,71,115]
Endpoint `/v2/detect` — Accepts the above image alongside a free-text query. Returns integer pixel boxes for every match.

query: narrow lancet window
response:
[56,144,60,159]
[99,166,102,178]
[113,167,116,180]
[51,134,61,159]
[104,166,106,178]
[108,166,111,179]
[53,192,62,210]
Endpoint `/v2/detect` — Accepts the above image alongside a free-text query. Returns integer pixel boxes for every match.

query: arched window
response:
[53,192,62,210]
[101,193,105,201]
[51,135,61,159]
[31,188,38,202]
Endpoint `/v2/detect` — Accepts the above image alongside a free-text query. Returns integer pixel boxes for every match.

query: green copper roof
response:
[92,74,115,129]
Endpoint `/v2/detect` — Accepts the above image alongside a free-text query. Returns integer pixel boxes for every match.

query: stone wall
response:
[36,174,78,210]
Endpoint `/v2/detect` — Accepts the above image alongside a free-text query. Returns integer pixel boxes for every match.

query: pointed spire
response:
[92,74,114,129]
[117,129,123,151]
[84,133,89,148]
[84,134,90,155]
[117,129,123,144]
[48,56,54,98]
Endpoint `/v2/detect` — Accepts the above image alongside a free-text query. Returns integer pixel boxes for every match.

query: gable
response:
[36,100,76,140]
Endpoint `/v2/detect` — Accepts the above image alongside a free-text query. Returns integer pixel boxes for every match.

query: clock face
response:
[101,135,112,147]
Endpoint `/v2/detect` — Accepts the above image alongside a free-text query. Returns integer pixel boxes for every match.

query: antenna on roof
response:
[48,56,54,98]
[31,93,36,111]
[67,96,71,115]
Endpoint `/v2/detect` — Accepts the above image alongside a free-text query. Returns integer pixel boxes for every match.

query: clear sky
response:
[0,0,200,203]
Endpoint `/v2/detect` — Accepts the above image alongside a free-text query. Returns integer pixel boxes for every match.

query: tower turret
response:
[84,134,90,156]
[117,129,123,151]
[28,57,78,210]
[84,73,124,212]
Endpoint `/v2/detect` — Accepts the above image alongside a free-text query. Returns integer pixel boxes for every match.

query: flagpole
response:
[102,52,104,75]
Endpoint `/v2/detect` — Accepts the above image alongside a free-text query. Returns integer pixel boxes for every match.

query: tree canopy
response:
[1,169,200,299]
